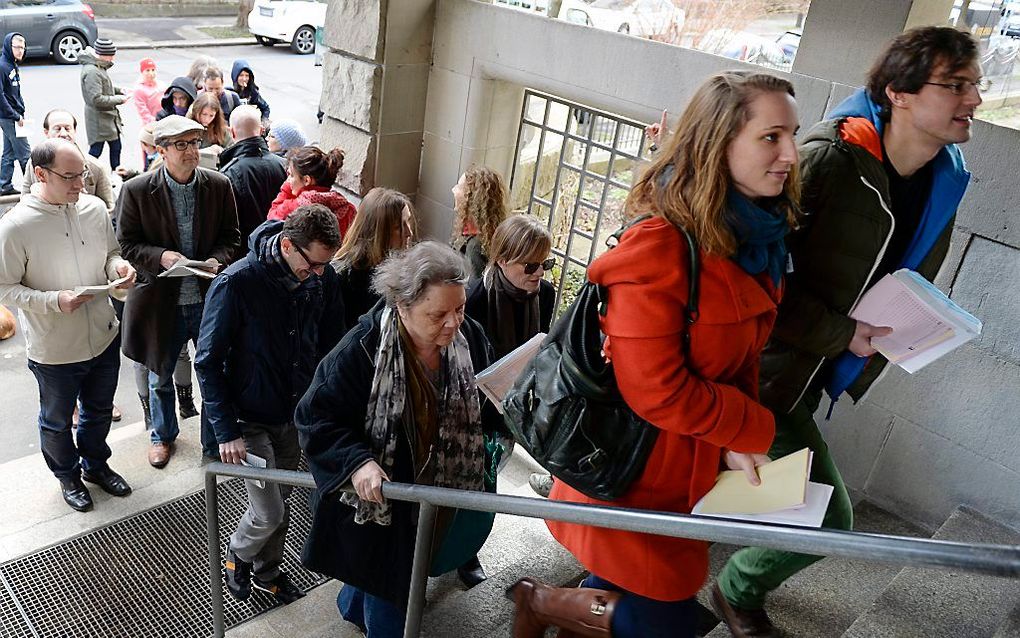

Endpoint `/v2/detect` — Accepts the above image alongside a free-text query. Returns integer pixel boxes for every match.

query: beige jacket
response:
[0,187,127,364]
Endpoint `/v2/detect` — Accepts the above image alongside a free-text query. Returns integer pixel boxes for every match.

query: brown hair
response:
[187,92,229,147]
[483,214,552,287]
[451,166,508,256]
[866,26,978,122]
[288,146,345,188]
[334,187,417,270]
[626,71,799,256]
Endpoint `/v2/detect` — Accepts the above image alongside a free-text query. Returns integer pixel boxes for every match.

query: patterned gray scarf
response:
[342,306,485,525]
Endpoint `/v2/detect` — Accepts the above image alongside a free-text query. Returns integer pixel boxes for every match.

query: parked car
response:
[247,0,326,55]
[697,28,791,69]
[560,0,684,40]
[1002,10,1020,37]
[0,0,97,64]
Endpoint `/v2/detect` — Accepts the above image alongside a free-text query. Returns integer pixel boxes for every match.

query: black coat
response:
[296,305,498,605]
[465,277,555,355]
[332,263,380,330]
[218,136,287,244]
[195,221,346,443]
[154,76,197,121]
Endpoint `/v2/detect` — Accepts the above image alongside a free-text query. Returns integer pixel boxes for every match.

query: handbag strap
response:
[598,214,700,354]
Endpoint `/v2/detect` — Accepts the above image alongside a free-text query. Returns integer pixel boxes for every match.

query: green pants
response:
[716,391,854,609]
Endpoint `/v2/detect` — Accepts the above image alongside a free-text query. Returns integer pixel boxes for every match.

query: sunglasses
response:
[523,258,555,275]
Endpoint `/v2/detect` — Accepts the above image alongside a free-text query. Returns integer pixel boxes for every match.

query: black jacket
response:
[465,277,555,357]
[229,59,270,120]
[332,263,380,330]
[195,221,346,443]
[296,305,497,604]
[218,136,287,244]
[0,33,25,121]
[155,76,197,121]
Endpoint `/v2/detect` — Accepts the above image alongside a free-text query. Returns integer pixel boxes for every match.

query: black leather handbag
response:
[503,216,700,500]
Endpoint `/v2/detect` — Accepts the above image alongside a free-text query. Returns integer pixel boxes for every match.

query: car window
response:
[8,0,54,6]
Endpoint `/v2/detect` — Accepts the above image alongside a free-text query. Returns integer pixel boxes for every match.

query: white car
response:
[559,0,684,40]
[248,0,326,55]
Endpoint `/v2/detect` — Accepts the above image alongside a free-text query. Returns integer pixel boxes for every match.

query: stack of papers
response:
[158,259,218,280]
[851,269,982,373]
[692,448,833,528]
[73,275,131,298]
[474,332,546,414]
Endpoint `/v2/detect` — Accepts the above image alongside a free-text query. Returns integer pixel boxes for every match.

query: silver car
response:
[0,0,98,64]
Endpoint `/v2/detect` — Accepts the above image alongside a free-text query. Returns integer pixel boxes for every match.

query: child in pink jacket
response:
[132,58,161,124]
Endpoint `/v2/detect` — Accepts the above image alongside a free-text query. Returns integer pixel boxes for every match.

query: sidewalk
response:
[95,16,256,49]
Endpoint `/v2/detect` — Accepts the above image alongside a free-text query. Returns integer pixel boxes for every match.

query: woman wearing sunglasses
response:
[465,214,556,361]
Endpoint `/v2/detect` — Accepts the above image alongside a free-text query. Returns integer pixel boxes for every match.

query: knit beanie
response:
[270,119,307,151]
[93,38,116,56]
[140,58,156,72]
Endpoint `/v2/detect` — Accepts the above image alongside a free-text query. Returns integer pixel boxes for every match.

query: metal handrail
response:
[203,463,1020,638]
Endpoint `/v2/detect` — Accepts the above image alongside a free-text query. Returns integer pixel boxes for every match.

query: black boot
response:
[176,384,199,419]
[139,395,153,429]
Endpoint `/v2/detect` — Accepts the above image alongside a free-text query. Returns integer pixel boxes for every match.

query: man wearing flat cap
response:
[116,115,241,469]
[79,37,127,170]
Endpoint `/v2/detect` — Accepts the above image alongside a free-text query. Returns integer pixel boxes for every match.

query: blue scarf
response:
[725,190,788,286]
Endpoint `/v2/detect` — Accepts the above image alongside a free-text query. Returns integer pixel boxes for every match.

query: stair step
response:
[993,602,1020,638]
[701,500,929,638]
[842,506,1020,638]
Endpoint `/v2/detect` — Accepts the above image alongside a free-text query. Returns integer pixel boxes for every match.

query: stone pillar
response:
[318,0,435,197]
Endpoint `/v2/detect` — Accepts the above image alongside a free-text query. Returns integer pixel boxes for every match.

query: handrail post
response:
[403,501,437,638]
[206,469,225,638]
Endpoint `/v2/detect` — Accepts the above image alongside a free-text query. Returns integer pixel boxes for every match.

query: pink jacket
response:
[133,78,162,124]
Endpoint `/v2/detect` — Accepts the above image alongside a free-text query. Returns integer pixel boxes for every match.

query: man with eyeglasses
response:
[711,26,982,638]
[0,139,136,512]
[21,110,115,210]
[195,204,344,605]
[116,115,240,469]
[0,33,30,196]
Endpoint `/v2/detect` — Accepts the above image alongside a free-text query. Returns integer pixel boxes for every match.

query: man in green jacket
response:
[79,38,127,171]
[712,26,983,637]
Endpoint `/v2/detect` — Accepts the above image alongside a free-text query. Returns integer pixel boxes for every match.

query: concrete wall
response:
[327,0,1020,530]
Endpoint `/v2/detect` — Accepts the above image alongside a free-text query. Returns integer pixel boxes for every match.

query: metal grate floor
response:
[0,472,327,638]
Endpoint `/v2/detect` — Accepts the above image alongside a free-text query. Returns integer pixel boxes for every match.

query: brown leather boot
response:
[710,582,783,638]
[508,577,619,638]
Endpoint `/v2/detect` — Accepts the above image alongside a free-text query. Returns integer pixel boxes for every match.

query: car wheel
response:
[52,30,86,65]
[256,35,275,46]
[617,23,631,34]
[290,25,315,55]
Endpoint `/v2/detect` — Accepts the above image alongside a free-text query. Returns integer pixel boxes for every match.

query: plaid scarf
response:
[341,306,485,525]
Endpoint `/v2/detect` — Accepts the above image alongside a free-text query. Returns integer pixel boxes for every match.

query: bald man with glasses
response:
[116,115,240,469]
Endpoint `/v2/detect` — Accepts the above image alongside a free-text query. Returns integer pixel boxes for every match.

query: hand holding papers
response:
[241,453,267,489]
[158,258,219,280]
[851,269,981,373]
[692,448,833,528]
[73,275,132,298]
[474,333,546,414]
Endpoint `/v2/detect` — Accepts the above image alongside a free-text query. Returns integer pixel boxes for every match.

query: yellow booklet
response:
[694,448,811,515]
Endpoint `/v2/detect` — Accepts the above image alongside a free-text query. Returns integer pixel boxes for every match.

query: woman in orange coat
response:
[508,71,801,638]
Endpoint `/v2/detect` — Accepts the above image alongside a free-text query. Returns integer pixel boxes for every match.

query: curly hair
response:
[451,166,508,256]
[626,71,799,256]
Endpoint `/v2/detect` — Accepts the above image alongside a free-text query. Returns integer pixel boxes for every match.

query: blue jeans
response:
[149,304,215,455]
[88,138,122,171]
[582,574,699,638]
[0,118,30,191]
[27,336,121,480]
[337,585,405,638]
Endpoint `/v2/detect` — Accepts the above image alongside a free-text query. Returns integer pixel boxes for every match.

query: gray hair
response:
[229,105,261,135]
[372,241,469,308]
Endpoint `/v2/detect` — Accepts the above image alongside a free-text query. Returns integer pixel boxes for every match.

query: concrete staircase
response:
[229,466,1020,638]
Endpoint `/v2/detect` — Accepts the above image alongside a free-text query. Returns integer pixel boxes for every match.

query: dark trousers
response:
[337,585,405,638]
[0,117,30,191]
[582,574,699,638]
[149,304,215,456]
[88,138,122,171]
[27,337,121,481]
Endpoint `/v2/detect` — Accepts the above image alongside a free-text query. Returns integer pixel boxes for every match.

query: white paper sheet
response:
[158,259,218,279]
[474,332,546,414]
[692,482,834,528]
[73,275,131,298]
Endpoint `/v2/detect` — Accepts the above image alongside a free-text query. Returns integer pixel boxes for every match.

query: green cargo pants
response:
[715,390,854,609]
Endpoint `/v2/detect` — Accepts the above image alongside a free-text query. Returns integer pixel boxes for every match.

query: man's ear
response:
[885,84,909,109]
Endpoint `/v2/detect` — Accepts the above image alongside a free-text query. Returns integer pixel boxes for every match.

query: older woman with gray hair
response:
[296,241,500,637]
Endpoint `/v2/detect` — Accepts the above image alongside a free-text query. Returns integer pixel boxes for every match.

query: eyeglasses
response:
[924,79,991,95]
[167,138,203,151]
[292,241,329,272]
[42,167,90,182]
[522,258,555,275]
